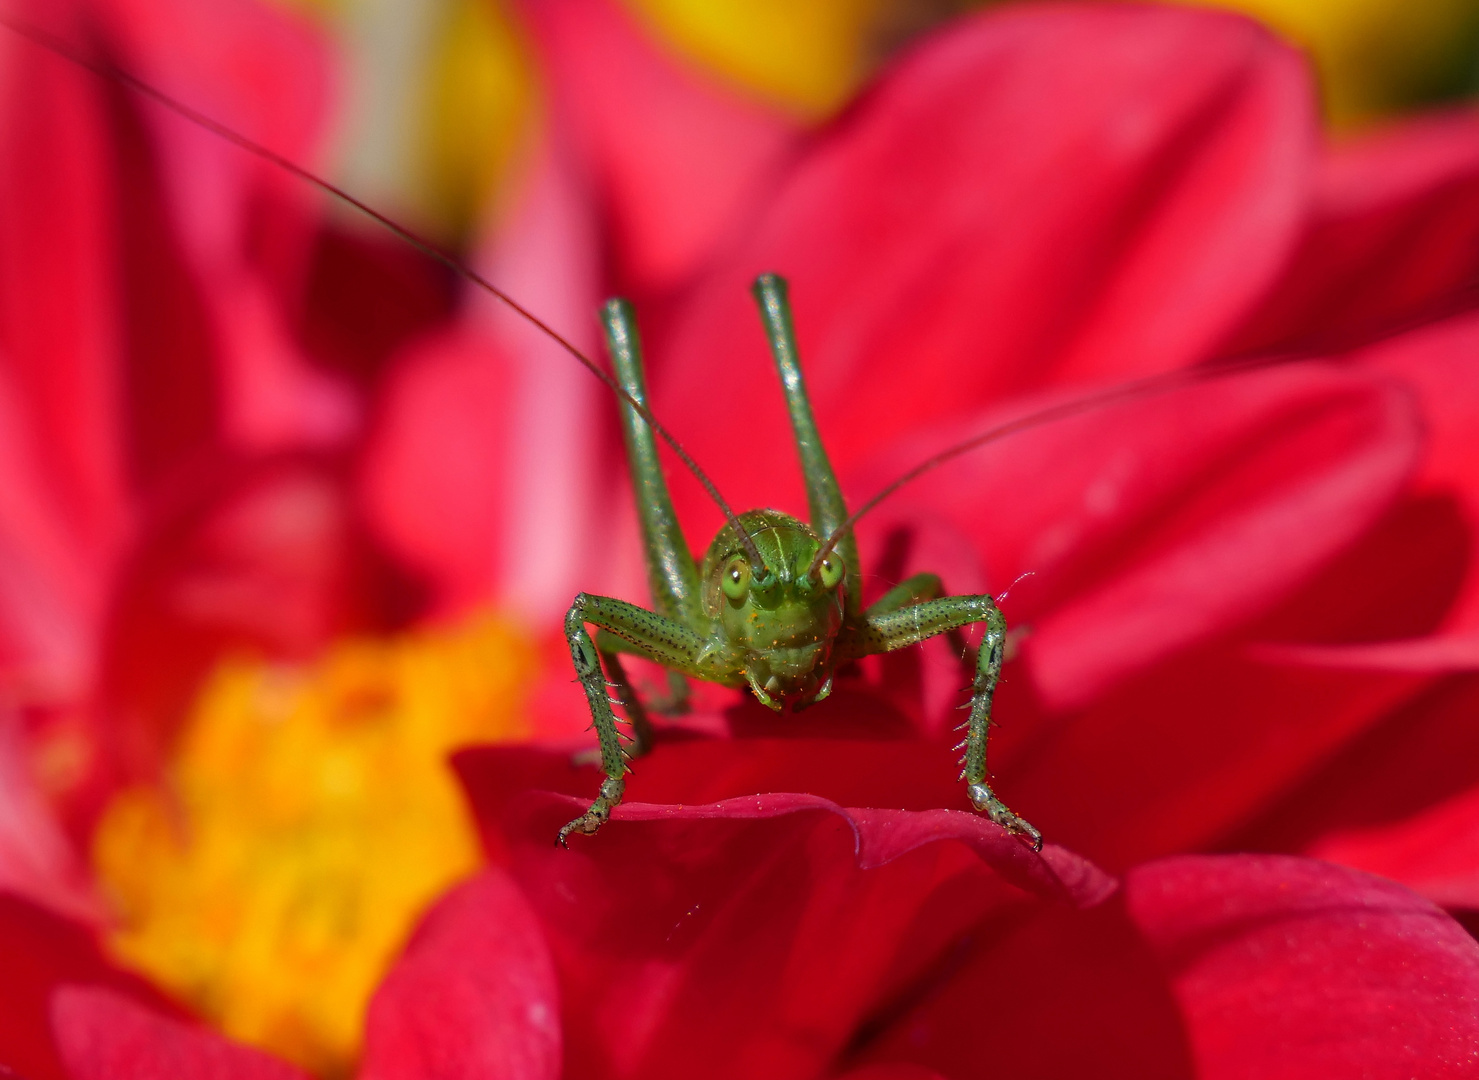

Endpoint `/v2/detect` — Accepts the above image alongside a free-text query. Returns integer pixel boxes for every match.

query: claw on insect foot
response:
[557,776,625,847]
[967,782,1043,852]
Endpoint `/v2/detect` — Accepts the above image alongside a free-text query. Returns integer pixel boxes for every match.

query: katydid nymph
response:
[558,275,1035,848]
[7,14,1302,855]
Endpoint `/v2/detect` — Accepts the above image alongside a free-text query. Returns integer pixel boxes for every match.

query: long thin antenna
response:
[806,350,1310,577]
[0,11,768,566]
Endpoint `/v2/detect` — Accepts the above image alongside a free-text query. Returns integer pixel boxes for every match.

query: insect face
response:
[701,510,845,709]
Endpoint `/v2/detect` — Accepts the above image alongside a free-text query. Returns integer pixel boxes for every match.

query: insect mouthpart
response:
[744,657,835,712]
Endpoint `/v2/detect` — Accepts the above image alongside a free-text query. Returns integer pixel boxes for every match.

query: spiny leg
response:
[559,592,724,846]
[597,648,655,757]
[559,600,629,846]
[957,601,1040,849]
[596,627,691,718]
[840,591,1041,849]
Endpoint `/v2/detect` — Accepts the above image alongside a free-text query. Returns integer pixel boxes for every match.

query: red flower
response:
[5,0,1479,1076]
[365,0,1479,887]
[10,746,1479,1078]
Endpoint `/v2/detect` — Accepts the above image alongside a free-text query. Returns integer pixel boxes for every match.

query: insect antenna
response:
[806,349,1312,579]
[1,11,770,570]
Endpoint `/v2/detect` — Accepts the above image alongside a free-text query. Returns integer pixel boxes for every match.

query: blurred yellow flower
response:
[622,0,1478,126]
[1175,0,1479,126]
[280,0,534,240]
[273,0,1475,238]
[92,615,537,1076]
[621,0,886,116]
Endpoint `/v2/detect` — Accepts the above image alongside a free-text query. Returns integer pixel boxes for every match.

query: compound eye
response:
[817,552,846,590]
[721,555,751,601]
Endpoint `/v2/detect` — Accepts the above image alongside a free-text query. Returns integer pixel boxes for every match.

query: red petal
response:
[361,135,609,623]
[527,0,798,295]
[1310,784,1479,910]
[859,363,1420,709]
[360,870,561,1080]
[1357,311,1479,638]
[0,723,98,920]
[1228,674,1479,860]
[487,789,1109,1079]
[455,741,1111,907]
[1128,855,1479,1077]
[51,985,306,1080]
[841,888,1193,1079]
[856,855,1479,1078]
[611,798,1110,905]
[101,0,350,453]
[0,893,168,1080]
[651,3,1313,538]
[1243,311,1479,674]
[993,649,1424,870]
[96,458,384,777]
[0,9,129,696]
[1229,108,1479,356]
[359,328,518,615]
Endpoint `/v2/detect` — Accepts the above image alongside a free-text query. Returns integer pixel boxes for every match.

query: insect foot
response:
[968,783,1043,852]
[557,776,625,847]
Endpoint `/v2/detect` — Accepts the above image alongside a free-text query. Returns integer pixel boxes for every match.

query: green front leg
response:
[841,592,1041,849]
[558,592,736,845]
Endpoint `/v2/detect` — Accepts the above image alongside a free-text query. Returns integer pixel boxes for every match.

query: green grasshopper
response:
[558,274,1037,849]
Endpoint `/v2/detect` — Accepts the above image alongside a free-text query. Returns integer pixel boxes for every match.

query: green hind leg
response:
[753,274,863,618]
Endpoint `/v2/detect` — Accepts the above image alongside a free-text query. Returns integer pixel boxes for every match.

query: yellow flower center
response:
[91,614,538,1077]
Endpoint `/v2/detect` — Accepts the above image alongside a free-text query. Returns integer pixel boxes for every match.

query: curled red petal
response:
[51,985,306,1080]
[1127,854,1479,1078]
[607,796,1113,906]
[360,869,562,1080]
[494,789,1111,1080]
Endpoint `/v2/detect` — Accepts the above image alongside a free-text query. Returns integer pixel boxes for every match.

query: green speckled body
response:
[557,275,1040,851]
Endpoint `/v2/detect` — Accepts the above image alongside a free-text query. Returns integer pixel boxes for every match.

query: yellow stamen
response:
[92,614,537,1077]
